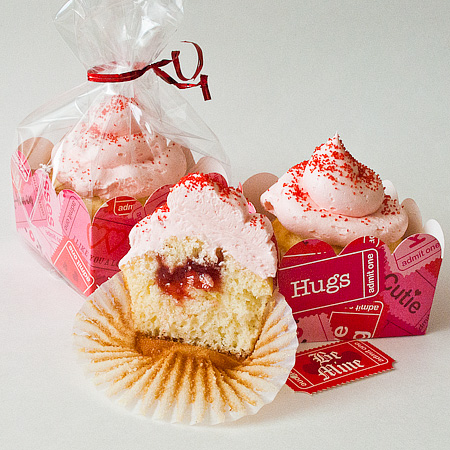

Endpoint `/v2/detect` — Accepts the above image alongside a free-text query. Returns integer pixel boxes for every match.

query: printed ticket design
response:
[279,246,379,315]
[287,340,395,394]
[11,150,172,295]
[278,235,442,341]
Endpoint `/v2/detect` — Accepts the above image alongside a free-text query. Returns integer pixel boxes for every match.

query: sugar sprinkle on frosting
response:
[261,133,408,247]
[121,173,277,278]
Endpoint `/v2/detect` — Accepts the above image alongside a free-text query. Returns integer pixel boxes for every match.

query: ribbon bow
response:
[87,41,211,101]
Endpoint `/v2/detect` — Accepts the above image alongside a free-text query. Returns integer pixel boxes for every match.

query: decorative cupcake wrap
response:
[73,273,298,425]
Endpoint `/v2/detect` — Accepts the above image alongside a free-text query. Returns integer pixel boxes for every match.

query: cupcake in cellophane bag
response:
[11,0,229,294]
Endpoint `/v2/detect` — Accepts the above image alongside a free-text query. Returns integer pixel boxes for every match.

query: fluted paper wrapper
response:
[73,273,298,425]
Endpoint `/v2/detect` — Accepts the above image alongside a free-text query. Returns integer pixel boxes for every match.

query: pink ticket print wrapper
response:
[11,149,176,296]
[278,240,380,316]
[287,340,395,394]
[278,234,442,341]
[389,233,442,276]
[329,301,385,340]
[12,153,48,229]
[143,184,172,216]
[52,237,95,295]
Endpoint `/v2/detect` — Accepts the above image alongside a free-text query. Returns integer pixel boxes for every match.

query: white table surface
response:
[1,1,449,449]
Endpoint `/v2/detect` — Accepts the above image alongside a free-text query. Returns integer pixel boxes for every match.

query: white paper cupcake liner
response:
[73,273,298,425]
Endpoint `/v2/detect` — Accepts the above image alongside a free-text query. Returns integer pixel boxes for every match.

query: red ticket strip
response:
[287,340,395,394]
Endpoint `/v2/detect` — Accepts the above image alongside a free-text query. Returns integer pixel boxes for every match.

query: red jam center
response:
[156,256,222,301]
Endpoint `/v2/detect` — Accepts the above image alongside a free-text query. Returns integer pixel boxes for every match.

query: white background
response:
[1,1,449,449]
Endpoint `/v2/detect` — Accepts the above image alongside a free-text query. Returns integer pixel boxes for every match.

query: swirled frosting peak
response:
[302,133,384,217]
[261,134,408,247]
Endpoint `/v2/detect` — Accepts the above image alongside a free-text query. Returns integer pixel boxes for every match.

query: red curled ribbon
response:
[87,41,211,101]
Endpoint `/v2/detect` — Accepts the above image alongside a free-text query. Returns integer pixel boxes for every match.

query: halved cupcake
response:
[119,173,278,358]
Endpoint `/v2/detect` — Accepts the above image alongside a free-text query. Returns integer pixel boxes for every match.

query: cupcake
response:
[260,133,409,256]
[119,173,278,359]
[51,95,187,217]
[73,175,297,423]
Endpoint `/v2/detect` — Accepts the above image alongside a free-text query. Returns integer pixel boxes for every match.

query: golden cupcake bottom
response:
[73,273,297,425]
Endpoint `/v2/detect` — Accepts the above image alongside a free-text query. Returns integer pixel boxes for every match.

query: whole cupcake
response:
[260,133,409,256]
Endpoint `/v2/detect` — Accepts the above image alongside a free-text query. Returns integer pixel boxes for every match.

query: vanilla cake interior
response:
[121,236,274,358]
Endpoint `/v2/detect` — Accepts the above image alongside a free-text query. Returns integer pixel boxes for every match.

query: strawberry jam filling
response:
[156,256,222,301]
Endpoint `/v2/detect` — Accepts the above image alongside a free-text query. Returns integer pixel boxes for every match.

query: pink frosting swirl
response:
[303,134,384,216]
[261,134,408,247]
[51,95,187,200]
[120,173,277,279]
